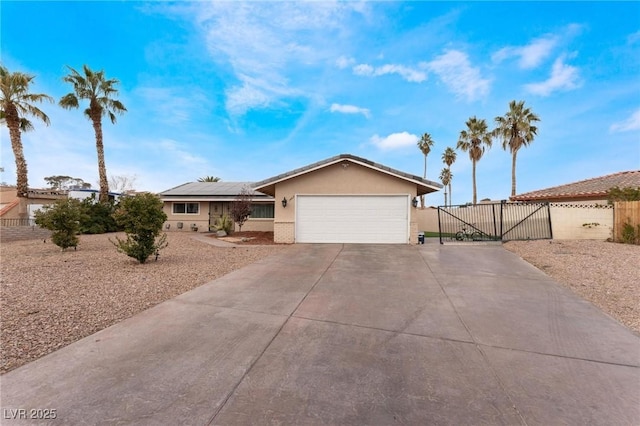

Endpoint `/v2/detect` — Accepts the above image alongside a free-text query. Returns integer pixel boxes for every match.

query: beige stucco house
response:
[160,154,441,244]
[159,182,275,233]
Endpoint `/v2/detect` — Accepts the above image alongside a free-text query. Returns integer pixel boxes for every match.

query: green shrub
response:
[212,214,233,234]
[620,222,640,245]
[111,193,168,263]
[34,198,86,250]
[79,195,120,234]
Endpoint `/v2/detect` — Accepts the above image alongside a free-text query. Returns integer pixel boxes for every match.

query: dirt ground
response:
[211,231,280,245]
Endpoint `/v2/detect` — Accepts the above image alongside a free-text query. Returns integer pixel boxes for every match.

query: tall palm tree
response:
[457,116,492,205]
[439,168,452,207]
[417,132,434,208]
[60,65,127,203]
[494,100,540,197]
[442,147,457,206]
[197,176,222,182]
[0,66,53,217]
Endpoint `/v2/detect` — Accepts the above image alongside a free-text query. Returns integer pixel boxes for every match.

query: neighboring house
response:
[159,154,442,244]
[159,182,275,233]
[254,154,441,244]
[0,186,66,220]
[67,188,123,203]
[510,170,640,204]
[0,186,123,221]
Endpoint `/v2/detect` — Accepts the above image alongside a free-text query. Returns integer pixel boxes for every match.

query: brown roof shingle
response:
[510,170,640,202]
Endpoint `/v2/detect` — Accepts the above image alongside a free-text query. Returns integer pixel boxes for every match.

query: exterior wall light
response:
[282,197,288,208]
[412,197,418,208]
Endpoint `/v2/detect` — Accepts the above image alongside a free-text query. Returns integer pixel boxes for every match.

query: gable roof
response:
[159,182,273,201]
[510,170,640,202]
[253,154,443,196]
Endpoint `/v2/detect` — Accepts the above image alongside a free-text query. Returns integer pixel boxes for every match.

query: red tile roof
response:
[510,170,640,202]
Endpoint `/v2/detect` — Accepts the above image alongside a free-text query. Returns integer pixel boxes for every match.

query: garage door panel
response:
[296,195,408,244]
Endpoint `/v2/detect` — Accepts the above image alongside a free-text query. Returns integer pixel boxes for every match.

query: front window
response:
[172,202,199,214]
[250,203,274,218]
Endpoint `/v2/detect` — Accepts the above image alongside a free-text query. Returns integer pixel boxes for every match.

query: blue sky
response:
[1,1,639,205]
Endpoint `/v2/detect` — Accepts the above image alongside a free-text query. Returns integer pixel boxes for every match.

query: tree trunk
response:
[421,154,427,208]
[91,114,110,203]
[472,160,477,205]
[511,150,518,197]
[448,182,452,207]
[5,105,29,217]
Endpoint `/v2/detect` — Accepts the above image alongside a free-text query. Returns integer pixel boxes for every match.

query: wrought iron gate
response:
[437,201,552,244]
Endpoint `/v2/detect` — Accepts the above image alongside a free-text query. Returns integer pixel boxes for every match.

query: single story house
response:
[510,170,640,204]
[160,154,442,244]
[159,182,275,233]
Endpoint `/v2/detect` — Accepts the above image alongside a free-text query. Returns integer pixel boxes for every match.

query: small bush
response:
[620,222,640,245]
[212,214,233,234]
[79,195,120,234]
[111,193,168,263]
[34,198,86,250]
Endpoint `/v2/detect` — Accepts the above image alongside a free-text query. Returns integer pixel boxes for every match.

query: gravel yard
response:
[504,239,639,334]
[0,232,286,374]
[1,234,637,374]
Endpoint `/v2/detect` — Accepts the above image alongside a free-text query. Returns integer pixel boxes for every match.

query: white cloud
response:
[525,55,581,96]
[190,2,367,115]
[336,55,355,69]
[610,109,640,133]
[492,36,557,69]
[370,131,418,150]
[424,50,490,101]
[329,103,370,118]
[353,63,426,83]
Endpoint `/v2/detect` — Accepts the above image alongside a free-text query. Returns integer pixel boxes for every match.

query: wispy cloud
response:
[190,2,367,115]
[353,63,427,83]
[492,35,557,69]
[157,139,208,166]
[336,55,356,69]
[135,86,206,125]
[525,55,581,96]
[423,50,491,101]
[610,109,640,133]
[330,103,370,118]
[370,131,417,150]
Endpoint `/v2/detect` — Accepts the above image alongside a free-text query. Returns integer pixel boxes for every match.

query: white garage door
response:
[296,195,409,243]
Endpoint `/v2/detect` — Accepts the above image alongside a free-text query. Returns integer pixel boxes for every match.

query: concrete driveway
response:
[2,243,639,425]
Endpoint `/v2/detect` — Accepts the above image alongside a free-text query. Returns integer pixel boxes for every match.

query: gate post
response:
[437,207,443,245]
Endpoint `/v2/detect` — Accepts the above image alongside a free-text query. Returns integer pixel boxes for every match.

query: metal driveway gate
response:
[437,201,552,244]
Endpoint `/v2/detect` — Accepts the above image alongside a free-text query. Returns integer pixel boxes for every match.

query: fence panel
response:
[614,201,640,243]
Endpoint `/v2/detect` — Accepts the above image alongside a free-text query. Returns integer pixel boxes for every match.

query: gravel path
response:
[0,232,287,374]
[504,239,639,334]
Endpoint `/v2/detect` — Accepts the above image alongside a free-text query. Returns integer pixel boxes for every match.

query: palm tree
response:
[442,147,457,206]
[457,116,492,205]
[0,66,53,217]
[417,132,434,208]
[60,65,127,203]
[439,168,452,207]
[494,100,540,197]
[198,176,221,182]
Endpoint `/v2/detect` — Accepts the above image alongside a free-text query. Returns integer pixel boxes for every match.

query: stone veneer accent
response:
[274,222,295,243]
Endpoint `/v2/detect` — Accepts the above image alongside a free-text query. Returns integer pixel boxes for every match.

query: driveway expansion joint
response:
[207,244,346,425]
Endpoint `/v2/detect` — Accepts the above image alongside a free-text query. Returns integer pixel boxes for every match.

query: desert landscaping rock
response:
[0,232,286,373]
[504,239,639,334]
